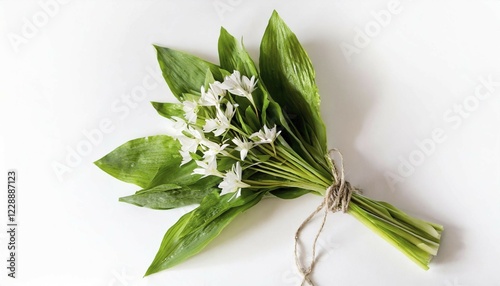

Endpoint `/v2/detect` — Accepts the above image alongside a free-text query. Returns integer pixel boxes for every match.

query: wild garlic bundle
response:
[96,11,442,280]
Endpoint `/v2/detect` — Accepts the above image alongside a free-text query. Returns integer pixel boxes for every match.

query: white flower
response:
[182,100,199,124]
[209,81,226,97]
[232,136,253,160]
[185,126,205,144]
[199,86,217,107]
[250,124,281,144]
[203,102,237,136]
[178,126,205,165]
[203,118,222,136]
[193,158,223,178]
[165,116,187,138]
[218,162,250,196]
[179,149,194,166]
[179,139,197,165]
[199,82,225,107]
[178,136,198,153]
[220,70,257,105]
[201,140,229,162]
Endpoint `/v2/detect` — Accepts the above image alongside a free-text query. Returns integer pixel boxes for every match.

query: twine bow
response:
[294,149,359,286]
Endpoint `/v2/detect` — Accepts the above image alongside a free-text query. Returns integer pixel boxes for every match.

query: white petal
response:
[213,126,227,137]
[180,149,192,166]
[182,100,198,123]
[203,119,219,133]
[217,162,249,195]
[240,149,248,160]
[210,81,225,97]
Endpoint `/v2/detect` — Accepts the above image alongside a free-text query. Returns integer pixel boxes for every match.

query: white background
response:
[1,1,500,285]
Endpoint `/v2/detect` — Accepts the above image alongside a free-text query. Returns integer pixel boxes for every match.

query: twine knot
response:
[294,149,359,286]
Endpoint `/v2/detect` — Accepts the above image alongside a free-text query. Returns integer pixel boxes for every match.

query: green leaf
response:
[219,68,231,78]
[94,135,181,188]
[147,160,220,189]
[135,183,180,194]
[259,11,327,155]
[218,27,259,78]
[236,110,253,134]
[119,183,218,210]
[244,105,260,131]
[145,191,264,275]
[154,46,223,101]
[217,27,270,123]
[151,102,184,119]
[203,69,216,89]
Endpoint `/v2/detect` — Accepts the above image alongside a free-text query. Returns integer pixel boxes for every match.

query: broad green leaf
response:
[218,27,259,78]
[244,105,259,131]
[145,191,264,275]
[148,160,199,187]
[217,156,239,173]
[259,11,327,155]
[147,160,224,189]
[119,183,218,210]
[135,183,180,194]
[217,27,270,123]
[181,92,201,102]
[154,202,257,269]
[235,110,253,134]
[155,46,223,101]
[144,209,195,274]
[151,102,184,119]
[95,136,181,188]
[178,188,260,238]
[204,69,216,88]
[219,68,231,78]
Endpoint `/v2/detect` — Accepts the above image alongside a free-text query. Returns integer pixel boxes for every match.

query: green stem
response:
[249,165,305,182]
[345,193,441,269]
[255,164,303,180]
[348,202,431,270]
[257,142,331,187]
[260,161,319,183]
[244,179,325,193]
[276,145,331,186]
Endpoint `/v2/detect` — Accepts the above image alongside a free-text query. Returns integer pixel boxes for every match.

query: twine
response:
[294,149,358,286]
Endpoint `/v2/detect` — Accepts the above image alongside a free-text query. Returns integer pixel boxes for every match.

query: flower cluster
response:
[170,70,281,197]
